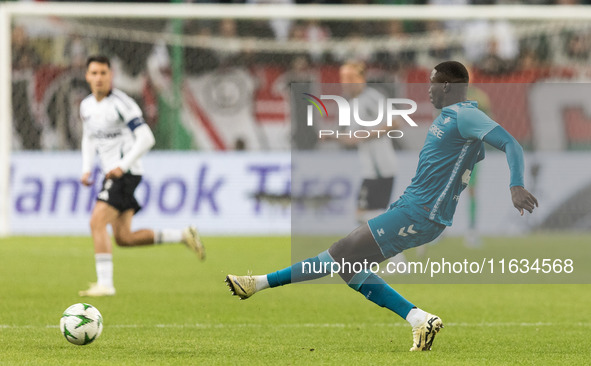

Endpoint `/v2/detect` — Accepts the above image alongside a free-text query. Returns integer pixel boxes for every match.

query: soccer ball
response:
[60,303,103,345]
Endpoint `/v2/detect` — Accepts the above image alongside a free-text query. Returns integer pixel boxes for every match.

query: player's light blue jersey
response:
[402,101,498,226]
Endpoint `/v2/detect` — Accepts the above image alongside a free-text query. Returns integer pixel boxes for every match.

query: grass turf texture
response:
[0,235,589,365]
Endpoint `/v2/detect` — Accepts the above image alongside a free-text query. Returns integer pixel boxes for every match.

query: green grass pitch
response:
[0,235,589,365]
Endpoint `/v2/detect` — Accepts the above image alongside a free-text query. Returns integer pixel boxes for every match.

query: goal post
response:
[3,2,591,236]
[1,4,12,237]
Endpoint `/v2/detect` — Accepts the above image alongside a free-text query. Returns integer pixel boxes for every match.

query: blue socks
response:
[267,250,334,287]
[354,273,415,319]
[265,250,415,320]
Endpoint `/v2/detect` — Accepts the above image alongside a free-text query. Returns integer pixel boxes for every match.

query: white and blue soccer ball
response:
[60,303,103,345]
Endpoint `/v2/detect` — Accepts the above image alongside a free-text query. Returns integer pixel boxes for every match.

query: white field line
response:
[1,322,590,329]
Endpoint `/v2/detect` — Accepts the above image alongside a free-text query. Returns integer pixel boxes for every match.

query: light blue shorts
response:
[368,197,446,258]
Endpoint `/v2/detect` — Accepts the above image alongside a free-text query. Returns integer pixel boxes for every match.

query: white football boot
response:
[409,313,444,351]
[225,275,256,300]
[78,283,116,297]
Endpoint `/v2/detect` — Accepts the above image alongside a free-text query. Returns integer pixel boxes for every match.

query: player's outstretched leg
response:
[225,250,334,299]
[225,223,444,350]
[224,225,383,299]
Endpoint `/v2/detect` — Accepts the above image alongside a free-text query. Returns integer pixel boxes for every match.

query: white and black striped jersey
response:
[80,89,154,176]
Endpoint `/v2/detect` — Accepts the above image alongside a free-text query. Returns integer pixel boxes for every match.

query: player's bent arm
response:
[482,126,538,214]
[482,126,524,188]
[118,122,156,172]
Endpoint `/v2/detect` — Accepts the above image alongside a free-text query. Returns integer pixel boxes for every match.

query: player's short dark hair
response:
[86,55,111,69]
[434,61,469,83]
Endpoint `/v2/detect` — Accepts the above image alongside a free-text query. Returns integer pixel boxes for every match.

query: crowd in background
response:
[14,17,591,75]
[9,1,591,151]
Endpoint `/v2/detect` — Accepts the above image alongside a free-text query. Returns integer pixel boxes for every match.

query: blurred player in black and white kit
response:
[78,55,204,297]
[337,60,407,266]
[337,60,399,223]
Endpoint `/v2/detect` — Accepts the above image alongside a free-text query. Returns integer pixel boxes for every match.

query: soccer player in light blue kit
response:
[226,61,538,351]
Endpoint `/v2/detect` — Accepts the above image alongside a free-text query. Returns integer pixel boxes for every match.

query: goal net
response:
[2,3,591,236]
